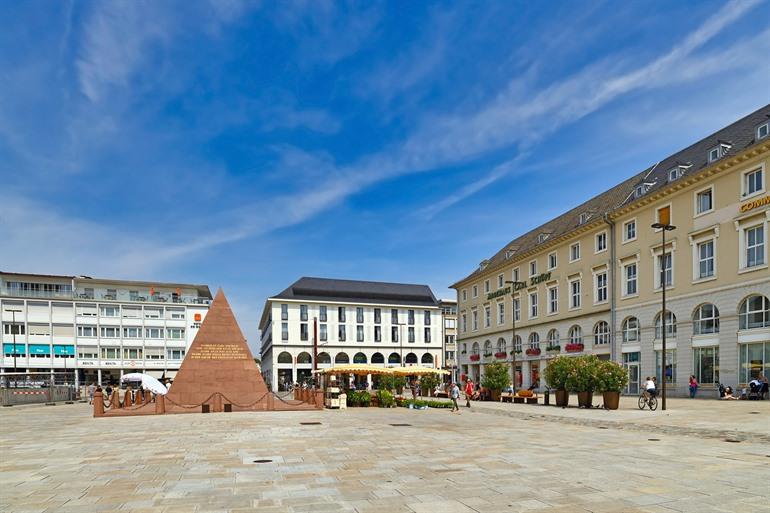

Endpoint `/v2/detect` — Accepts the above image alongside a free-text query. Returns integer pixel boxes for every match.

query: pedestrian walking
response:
[688,375,698,398]
[87,382,96,405]
[465,379,474,408]
[450,382,460,412]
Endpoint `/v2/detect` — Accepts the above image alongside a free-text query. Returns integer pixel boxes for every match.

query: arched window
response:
[594,321,610,345]
[405,352,418,364]
[388,352,400,364]
[353,352,367,364]
[421,353,433,364]
[654,311,677,339]
[693,304,720,335]
[513,335,522,352]
[371,352,384,364]
[296,352,312,364]
[739,295,770,330]
[335,352,349,364]
[547,329,559,345]
[483,340,492,356]
[622,317,639,343]
[528,332,540,349]
[568,325,582,345]
[471,342,480,355]
[317,352,331,364]
[496,338,506,353]
[277,351,292,364]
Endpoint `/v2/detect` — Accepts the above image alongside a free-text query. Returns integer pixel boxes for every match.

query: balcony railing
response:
[2,287,210,305]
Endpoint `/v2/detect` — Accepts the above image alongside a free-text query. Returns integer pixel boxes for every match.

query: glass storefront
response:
[655,349,677,384]
[739,342,769,384]
[692,347,719,386]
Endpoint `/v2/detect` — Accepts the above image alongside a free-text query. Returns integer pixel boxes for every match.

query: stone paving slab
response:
[1,403,769,513]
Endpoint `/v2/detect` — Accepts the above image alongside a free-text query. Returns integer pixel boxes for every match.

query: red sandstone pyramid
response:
[166,289,269,407]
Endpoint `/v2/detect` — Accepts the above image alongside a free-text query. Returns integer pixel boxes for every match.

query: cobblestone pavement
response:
[466,395,770,443]
[1,402,768,513]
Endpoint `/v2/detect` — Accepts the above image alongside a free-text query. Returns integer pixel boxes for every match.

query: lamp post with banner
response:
[652,206,676,411]
[505,280,525,393]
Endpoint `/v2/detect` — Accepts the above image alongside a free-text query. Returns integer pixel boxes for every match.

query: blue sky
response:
[1,0,769,350]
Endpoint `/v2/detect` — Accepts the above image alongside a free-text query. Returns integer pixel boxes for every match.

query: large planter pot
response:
[491,390,501,402]
[602,391,620,410]
[555,389,569,407]
[577,391,593,408]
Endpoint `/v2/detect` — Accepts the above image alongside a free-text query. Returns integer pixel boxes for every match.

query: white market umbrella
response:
[121,373,168,395]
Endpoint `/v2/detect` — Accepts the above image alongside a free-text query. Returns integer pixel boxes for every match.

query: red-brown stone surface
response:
[165,289,269,410]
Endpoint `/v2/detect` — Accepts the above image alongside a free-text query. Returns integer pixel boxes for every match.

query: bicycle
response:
[638,391,658,411]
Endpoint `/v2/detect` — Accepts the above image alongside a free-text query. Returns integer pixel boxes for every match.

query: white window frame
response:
[758,122,770,140]
[595,231,607,254]
[484,280,490,294]
[654,203,673,231]
[569,242,581,263]
[471,309,478,331]
[472,285,478,298]
[735,214,768,273]
[529,291,538,319]
[622,317,639,343]
[513,296,521,322]
[547,251,557,270]
[689,227,719,283]
[497,301,505,325]
[497,273,504,288]
[693,185,715,217]
[651,241,676,291]
[741,164,765,199]
[569,277,582,310]
[484,305,491,328]
[622,218,637,243]
[512,267,520,282]
[547,285,558,315]
[462,289,467,302]
[707,146,721,163]
[529,260,537,277]
[593,268,608,305]
[621,260,638,298]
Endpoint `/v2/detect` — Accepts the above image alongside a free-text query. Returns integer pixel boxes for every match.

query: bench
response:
[500,392,514,403]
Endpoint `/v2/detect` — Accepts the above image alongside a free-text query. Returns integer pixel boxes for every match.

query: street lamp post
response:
[505,281,525,393]
[652,219,676,411]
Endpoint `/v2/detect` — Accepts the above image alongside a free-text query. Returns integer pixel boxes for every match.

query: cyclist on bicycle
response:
[642,377,657,402]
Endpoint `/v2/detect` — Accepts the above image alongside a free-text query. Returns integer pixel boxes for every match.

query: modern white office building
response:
[259,277,443,390]
[0,271,212,385]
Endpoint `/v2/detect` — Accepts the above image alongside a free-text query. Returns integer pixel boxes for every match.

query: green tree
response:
[481,362,511,392]
[419,373,441,397]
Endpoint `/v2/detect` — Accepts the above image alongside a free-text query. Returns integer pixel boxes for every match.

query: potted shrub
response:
[376,389,395,408]
[480,362,511,402]
[346,390,360,407]
[565,355,600,408]
[420,373,441,397]
[359,391,372,407]
[596,360,629,410]
[544,356,571,407]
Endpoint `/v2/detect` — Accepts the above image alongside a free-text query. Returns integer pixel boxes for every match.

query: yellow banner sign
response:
[740,195,770,213]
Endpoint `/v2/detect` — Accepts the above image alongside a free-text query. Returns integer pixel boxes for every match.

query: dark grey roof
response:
[271,277,439,307]
[453,103,770,287]
[621,104,770,205]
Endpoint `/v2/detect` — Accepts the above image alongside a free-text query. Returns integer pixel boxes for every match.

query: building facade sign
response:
[740,195,770,213]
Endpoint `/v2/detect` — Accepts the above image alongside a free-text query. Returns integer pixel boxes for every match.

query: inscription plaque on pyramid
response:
[165,289,270,410]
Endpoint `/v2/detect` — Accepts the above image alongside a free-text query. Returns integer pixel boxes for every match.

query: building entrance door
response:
[623,352,640,395]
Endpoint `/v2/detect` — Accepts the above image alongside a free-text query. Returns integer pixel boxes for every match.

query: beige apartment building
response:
[452,104,770,396]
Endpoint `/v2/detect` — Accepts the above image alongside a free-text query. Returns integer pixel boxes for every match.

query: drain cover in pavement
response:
[390,423,412,427]
[300,422,322,425]
[647,438,660,441]
[253,459,273,463]
[724,439,741,443]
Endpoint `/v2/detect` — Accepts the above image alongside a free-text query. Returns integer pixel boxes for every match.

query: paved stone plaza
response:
[1,399,769,513]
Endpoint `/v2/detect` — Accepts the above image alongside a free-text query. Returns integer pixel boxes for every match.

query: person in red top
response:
[464,379,474,408]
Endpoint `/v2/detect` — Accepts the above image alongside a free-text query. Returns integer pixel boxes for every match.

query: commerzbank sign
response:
[740,195,770,213]
[486,272,552,300]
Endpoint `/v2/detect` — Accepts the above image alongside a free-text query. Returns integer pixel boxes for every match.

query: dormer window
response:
[537,233,550,244]
[479,260,489,271]
[758,122,769,140]
[505,249,515,259]
[578,212,591,225]
[634,183,652,199]
[708,143,731,163]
